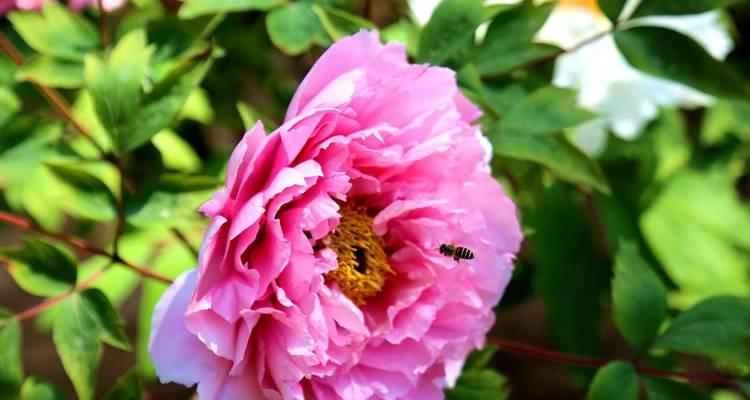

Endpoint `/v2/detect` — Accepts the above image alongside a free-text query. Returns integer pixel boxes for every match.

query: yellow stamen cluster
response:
[559,0,603,14]
[324,203,395,306]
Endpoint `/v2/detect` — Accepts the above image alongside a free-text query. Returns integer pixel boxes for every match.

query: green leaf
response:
[53,293,103,400]
[312,5,376,41]
[527,185,610,356]
[643,377,710,400]
[152,130,202,173]
[498,86,596,136]
[417,0,484,65]
[463,346,498,372]
[640,171,750,307]
[599,0,627,22]
[614,27,750,100]
[382,19,419,58]
[701,99,750,145]
[84,29,152,153]
[654,296,750,365]
[586,361,638,400]
[178,0,285,19]
[612,242,668,353]
[445,369,509,400]
[79,289,130,351]
[631,0,743,17]
[126,173,220,227]
[475,1,558,75]
[120,56,213,153]
[46,162,118,222]
[20,377,65,400]
[0,309,22,400]
[491,133,610,194]
[16,56,84,89]
[2,239,77,297]
[0,87,20,128]
[8,3,98,61]
[266,3,329,56]
[104,369,142,400]
[178,88,214,124]
[53,289,131,400]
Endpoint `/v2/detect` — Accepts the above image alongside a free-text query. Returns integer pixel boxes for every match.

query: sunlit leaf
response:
[266,3,329,55]
[2,239,77,297]
[446,369,509,400]
[20,377,65,400]
[16,56,84,89]
[178,0,285,19]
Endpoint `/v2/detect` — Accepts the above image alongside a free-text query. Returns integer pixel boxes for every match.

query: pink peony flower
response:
[149,31,522,399]
[3,0,123,15]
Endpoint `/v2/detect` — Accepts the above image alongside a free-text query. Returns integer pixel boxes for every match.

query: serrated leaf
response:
[178,0,285,19]
[16,56,84,89]
[46,162,118,222]
[8,3,99,61]
[417,0,484,65]
[475,1,558,75]
[0,309,22,400]
[654,296,750,365]
[586,361,638,400]
[2,239,77,297]
[266,3,329,55]
[312,5,376,41]
[104,369,142,400]
[599,0,627,22]
[631,0,743,17]
[614,26,750,100]
[446,369,509,400]
[20,377,65,400]
[491,133,610,194]
[126,173,219,227]
[498,86,596,136]
[643,377,710,400]
[612,242,668,353]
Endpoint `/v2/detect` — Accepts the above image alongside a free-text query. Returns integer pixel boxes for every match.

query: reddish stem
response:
[15,267,106,321]
[489,338,738,386]
[0,211,173,284]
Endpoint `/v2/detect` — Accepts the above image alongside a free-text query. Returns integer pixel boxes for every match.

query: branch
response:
[489,338,738,386]
[0,210,173,284]
[15,265,107,321]
[0,32,108,156]
[171,228,199,259]
[95,0,110,48]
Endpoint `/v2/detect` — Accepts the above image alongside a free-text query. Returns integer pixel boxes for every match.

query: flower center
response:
[558,0,603,14]
[323,203,395,306]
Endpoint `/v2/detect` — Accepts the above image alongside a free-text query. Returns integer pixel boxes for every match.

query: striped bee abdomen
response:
[454,246,474,260]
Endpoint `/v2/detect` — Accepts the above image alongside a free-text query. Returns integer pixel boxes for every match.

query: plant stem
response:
[0,211,173,284]
[15,266,107,321]
[171,228,199,259]
[96,0,110,48]
[0,33,108,157]
[489,338,738,386]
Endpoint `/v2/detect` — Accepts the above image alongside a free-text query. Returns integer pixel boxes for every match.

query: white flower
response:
[406,0,734,155]
[536,0,733,154]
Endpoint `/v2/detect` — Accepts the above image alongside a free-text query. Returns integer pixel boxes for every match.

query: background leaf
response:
[654,296,750,365]
[586,361,638,400]
[0,309,22,400]
[611,242,668,353]
[631,0,743,17]
[178,0,285,19]
[2,239,77,297]
[417,0,484,65]
[614,26,750,100]
[266,3,329,55]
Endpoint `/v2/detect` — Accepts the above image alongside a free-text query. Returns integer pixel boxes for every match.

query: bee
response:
[439,243,475,261]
